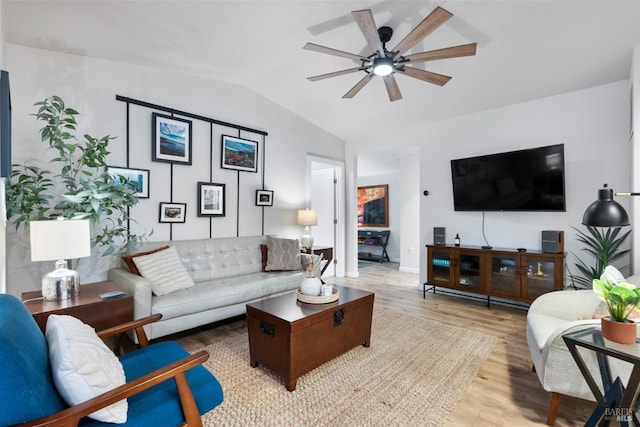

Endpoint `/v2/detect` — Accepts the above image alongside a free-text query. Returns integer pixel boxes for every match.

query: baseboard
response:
[399,266,419,274]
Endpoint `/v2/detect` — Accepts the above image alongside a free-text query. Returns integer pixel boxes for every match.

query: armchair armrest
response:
[108,267,153,319]
[97,314,162,351]
[13,350,210,427]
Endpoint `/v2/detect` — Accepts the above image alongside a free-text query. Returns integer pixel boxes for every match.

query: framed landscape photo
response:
[357,184,389,227]
[106,166,150,198]
[159,202,186,223]
[255,189,273,206]
[198,182,225,217]
[221,135,258,173]
[152,112,192,165]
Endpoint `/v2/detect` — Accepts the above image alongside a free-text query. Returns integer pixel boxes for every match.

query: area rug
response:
[200,307,496,426]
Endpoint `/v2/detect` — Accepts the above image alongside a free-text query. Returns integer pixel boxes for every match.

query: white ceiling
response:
[4,1,640,147]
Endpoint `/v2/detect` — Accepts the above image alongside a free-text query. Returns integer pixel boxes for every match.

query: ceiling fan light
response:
[373,57,394,76]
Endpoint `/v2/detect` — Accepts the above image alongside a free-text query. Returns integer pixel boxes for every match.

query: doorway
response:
[307,156,345,278]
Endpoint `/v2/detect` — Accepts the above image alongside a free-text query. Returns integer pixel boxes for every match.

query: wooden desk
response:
[22,281,133,333]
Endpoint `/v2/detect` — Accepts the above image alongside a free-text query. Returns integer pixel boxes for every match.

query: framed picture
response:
[106,166,150,198]
[159,202,186,223]
[221,135,258,173]
[152,112,192,164]
[255,190,273,206]
[357,184,389,227]
[198,182,225,216]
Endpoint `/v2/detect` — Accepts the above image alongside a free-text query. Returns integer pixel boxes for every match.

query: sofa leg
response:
[547,392,562,426]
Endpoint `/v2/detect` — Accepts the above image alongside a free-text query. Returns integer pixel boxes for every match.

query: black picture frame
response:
[255,190,273,206]
[106,166,150,198]
[221,135,258,173]
[198,182,226,217]
[152,112,192,164]
[159,202,186,223]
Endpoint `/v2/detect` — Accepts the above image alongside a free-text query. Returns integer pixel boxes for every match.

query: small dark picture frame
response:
[152,112,192,165]
[198,182,225,217]
[255,190,273,206]
[106,166,150,198]
[159,202,186,223]
[221,135,258,173]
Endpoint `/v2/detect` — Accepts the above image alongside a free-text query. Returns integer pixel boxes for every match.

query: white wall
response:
[417,81,630,285]
[399,153,420,274]
[4,43,345,296]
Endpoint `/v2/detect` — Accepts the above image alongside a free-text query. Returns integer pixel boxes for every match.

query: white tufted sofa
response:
[108,235,305,340]
[526,273,640,425]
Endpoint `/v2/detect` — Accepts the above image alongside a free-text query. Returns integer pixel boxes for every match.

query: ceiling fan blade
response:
[304,42,370,62]
[404,43,477,64]
[343,73,375,99]
[391,6,453,58]
[307,67,365,82]
[383,75,402,102]
[396,66,452,86]
[352,9,385,57]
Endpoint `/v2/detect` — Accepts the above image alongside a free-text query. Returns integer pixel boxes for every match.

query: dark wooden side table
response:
[563,327,640,426]
[301,246,333,277]
[22,281,133,333]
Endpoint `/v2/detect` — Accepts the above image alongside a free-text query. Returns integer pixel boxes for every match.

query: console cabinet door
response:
[486,251,522,298]
[521,253,564,301]
[427,246,455,288]
[454,249,485,293]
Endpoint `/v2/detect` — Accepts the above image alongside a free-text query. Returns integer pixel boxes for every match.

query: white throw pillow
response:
[265,236,302,271]
[132,246,196,296]
[46,314,127,423]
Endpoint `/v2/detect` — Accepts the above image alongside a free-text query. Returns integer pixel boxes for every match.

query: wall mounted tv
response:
[450,144,565,212]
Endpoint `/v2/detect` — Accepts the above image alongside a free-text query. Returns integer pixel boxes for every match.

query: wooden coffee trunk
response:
[246,286,374,391]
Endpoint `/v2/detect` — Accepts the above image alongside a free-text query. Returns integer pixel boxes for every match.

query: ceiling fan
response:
[304,6,477,102]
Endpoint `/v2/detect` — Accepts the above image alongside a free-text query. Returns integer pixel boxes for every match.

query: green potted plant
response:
[572,225,631,289]
[5,96,147,260]
[593,266,640,343]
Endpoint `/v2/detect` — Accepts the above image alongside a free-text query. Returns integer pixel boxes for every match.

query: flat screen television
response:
[0,70,11,178]
[450,144,565,212]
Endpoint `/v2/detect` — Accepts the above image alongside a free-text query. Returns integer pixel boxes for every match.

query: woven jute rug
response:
[200,307,496,426]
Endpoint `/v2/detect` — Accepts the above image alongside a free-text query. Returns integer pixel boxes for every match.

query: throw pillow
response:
[46,314,127,424]
[260,244,268,271]
[265,236,302,271]
[122,245,170,276]
[132,246,196,296]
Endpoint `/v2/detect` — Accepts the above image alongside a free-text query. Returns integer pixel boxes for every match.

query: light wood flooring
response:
[172,261,591,426]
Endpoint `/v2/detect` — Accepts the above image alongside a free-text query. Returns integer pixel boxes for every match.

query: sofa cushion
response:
[265,236,301,271]
[123,245,170,276]
[46,315,127,423]
[133,246,196,296]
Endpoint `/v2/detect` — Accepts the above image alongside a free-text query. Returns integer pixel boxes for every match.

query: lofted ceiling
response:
[4,0,640,147]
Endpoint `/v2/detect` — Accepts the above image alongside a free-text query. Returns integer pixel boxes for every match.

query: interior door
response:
[311,165,335,277]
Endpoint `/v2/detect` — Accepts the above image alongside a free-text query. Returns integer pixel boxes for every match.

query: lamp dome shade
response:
[297,209,318,226]
[582,187,630,227]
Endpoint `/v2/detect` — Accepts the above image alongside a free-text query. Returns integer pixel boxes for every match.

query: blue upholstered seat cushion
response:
[79,341,223,426]
[0,294,67,426]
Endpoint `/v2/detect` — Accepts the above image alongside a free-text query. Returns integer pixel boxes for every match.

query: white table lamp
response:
[297,209,317,250]
[30,218,91,301]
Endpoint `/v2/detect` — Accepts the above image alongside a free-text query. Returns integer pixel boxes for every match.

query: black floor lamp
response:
[582,184,637,227]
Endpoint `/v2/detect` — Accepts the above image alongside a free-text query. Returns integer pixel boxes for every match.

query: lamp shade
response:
[30,219,91,261]
[297,209,318,226]
[582,186,630,227]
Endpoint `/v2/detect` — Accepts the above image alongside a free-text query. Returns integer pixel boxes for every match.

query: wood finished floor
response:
[172,261,591,426]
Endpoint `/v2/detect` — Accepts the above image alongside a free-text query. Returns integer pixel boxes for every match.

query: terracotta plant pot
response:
[601,317,637,344]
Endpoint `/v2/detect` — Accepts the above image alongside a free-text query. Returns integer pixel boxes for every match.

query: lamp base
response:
[42,260,80,301]
[300,226,314,251]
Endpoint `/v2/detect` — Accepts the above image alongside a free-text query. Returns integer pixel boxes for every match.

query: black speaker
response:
[541,230,564,253]
[434,227,446,245]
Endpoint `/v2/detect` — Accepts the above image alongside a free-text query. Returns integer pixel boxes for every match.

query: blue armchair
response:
[0,293,223,426]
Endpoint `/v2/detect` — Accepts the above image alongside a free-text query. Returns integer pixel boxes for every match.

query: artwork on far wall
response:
[198,182,226,216]
[221,135,258,173]
[106,166,150,198]
[357,184,389,227]
[255,189,273,206]
[152,113,192,165]
[159,202,186,223]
